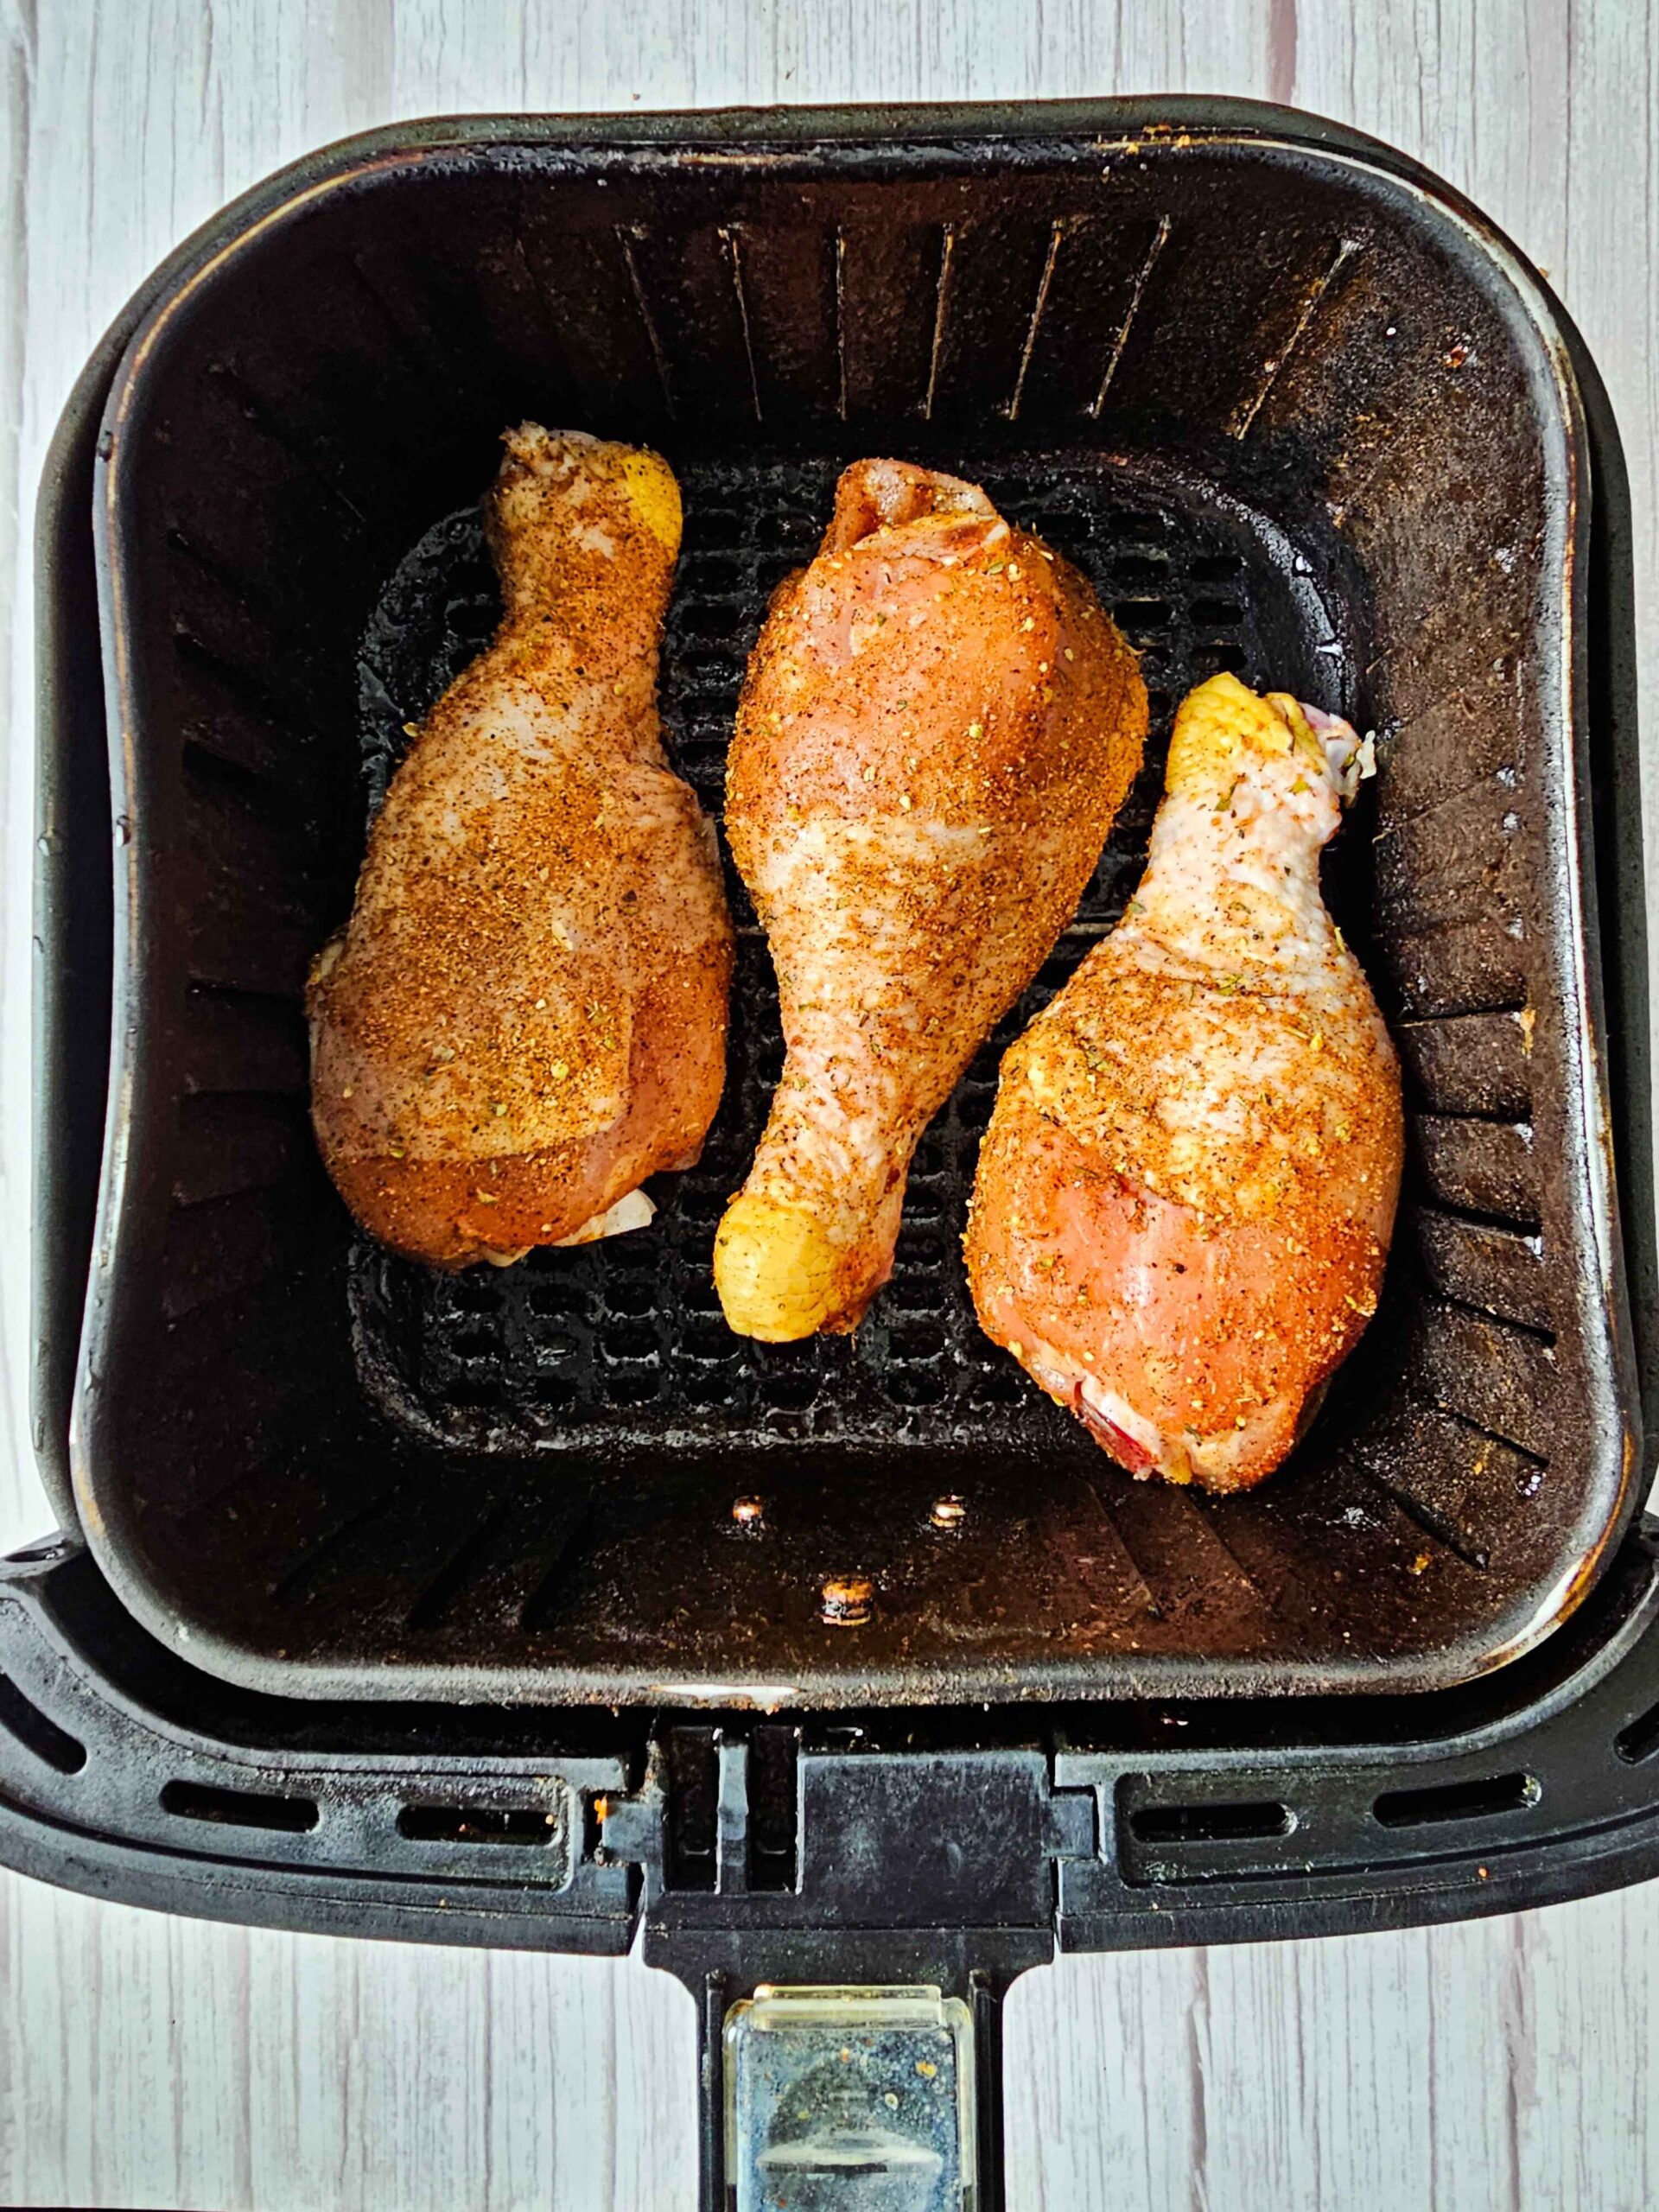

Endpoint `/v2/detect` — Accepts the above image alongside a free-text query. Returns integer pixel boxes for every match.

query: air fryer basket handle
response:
[619,1738,1082,2209]
[683,1961,1016,2212]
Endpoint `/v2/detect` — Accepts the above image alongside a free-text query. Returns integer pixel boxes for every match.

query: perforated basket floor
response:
[353,450,1351,1456]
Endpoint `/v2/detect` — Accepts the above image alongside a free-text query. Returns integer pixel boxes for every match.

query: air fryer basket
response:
[73,107,1640,1708]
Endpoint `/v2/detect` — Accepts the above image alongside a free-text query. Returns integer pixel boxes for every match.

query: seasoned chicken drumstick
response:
[967,671,1402,1492]
[715,460,1147,1339]
[308,425,734,1268]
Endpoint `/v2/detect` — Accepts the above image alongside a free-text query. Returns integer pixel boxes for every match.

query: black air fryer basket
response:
[12,101,1658,2207]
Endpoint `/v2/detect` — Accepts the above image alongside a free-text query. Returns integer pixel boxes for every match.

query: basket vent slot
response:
[396,1802,560,1847]
[1614,1703,1659,1766]
[1128,1798,1293,1845]
[1372,1771,1539,1828]
[160,1777,319,1832]
[0,1671,86,1775]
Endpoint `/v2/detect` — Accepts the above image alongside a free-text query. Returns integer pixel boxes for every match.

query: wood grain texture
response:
[2,1,1657,2205]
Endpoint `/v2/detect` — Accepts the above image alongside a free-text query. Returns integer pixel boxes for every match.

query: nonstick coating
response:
[73,112,1639,1703]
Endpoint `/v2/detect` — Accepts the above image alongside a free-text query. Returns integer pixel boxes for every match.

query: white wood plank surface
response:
[2,1,1657,2204]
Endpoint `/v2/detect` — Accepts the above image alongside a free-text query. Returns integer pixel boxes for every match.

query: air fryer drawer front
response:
[75,104,1639,1704]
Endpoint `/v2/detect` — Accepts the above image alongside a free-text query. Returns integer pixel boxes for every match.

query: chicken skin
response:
[308,425,734,1269]
[966,672,1402,1491]
[715,459,1147,1340]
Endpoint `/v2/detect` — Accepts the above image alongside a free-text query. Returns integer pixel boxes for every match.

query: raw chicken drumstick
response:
[966,671,1402,1491]
[308,425,734,1268]
[715,459,1147,1339]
